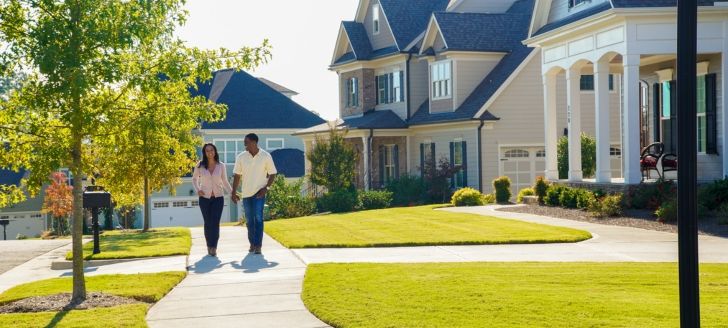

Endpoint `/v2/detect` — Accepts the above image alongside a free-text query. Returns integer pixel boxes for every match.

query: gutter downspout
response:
[406,53,412,119]
[477,119,485,192]
[368,128,374,190]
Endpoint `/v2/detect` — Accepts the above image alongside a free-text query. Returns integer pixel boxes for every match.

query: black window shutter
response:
[375,76,379,105]
[399,71,405,102]
[706,73,717,154]
[345,79,351,107]
[653,83,661,142]
[379,146,385,187]
[449,142,455,189]
[568,0,574,8]
[420,143,425,177]
[393,144,400,179]
[669,80,678,154]
[430,143,436,168]
[385,74,391,104]
[461,141,467,187]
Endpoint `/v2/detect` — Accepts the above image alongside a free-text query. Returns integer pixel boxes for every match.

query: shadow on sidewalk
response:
[231,253,279,273]
[188,255,223,274]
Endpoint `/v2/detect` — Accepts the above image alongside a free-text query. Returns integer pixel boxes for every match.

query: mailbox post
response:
[83,186,111,254]
[0,219,9,240]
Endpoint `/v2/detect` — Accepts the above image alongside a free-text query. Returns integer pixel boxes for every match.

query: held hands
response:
[231,193,240,204]
[197,190,205,197]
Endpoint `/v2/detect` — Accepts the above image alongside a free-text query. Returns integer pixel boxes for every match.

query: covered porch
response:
[536,20,728,185]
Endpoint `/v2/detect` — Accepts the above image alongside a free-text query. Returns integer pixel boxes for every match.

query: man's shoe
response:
[248,246,254,253]
[210,247,217,257]
[254,246,262,254]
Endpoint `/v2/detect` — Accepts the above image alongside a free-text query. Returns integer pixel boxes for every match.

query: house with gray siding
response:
[298,0,624,196]
[0,169,47,240]
[149,70,324,228]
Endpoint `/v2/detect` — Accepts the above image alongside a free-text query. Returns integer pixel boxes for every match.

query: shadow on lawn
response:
[43,309,69,328]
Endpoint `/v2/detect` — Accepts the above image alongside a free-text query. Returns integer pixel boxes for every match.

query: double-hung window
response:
[346,77,359,108]
[450,140,467,188]
[213,139,245,172]
[372,4,380,34]
[431,61,452,99]
[376,71,404,105]
[379,144,399,186]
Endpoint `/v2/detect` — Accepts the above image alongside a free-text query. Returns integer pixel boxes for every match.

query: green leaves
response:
[307,128,358,192]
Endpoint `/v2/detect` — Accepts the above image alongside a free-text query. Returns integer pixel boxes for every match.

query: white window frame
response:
[431,61,452,100]
[346,77,359,108]
[153,202,169,209]
[266,138,285,151]
[372,3,380,35]
[377,70,403,105]
[213,138,245,170]
[383,144,396,184]
[697,74,707,154]
[172,201,188,208]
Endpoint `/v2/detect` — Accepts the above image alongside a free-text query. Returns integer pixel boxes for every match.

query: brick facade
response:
[340,69,376,117]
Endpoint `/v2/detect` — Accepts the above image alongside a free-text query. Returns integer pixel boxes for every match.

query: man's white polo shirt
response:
[233,149,277,198]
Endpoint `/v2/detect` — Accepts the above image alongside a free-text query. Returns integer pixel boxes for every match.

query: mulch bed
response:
[0,293,144,314]
[498,205,728,238]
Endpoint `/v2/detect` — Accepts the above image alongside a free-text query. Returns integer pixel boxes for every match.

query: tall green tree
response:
[307,127,358,192]
[0,0,269,302]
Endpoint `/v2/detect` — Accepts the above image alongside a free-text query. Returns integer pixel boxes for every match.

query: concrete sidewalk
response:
[293,205,728,264]
[146,227,329,328]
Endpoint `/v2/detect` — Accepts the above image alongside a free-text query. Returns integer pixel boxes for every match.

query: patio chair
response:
[640,142,664,181]
[660,153,677,180]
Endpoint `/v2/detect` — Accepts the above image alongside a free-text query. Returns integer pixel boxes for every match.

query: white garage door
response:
[151,198,230,228]
[499,147,546,197]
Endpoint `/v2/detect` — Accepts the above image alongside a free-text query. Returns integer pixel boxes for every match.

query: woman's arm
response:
[192,163,202,193]
[221,163,233,194]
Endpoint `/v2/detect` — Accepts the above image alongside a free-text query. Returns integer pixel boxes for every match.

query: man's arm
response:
[232,174,241,203]
[255,174,276,199]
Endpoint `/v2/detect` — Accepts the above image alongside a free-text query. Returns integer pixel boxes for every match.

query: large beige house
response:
[300,0,728,195]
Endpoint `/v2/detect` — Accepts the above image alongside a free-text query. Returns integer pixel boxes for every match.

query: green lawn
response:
[66,228,191,260]
[303,263,728,328]
[0,272,185,328]
[266,206,591,248]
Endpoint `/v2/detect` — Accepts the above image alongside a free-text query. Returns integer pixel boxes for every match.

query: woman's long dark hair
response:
[199,143,220,169]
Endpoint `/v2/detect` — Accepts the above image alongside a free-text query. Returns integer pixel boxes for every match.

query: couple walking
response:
[191,133,277,257]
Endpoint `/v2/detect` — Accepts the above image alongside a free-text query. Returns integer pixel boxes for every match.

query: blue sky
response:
[176,0,359,120]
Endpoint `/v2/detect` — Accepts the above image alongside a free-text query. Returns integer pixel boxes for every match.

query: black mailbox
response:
[83,191,111,209]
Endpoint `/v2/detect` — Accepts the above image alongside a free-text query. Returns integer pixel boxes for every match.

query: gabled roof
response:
[344,110,408,129]
[533,0,724,37]
[433,11,532,53]
[271,149,305,178]
[342,21,373,60]
[378,0,450,49]
[197,70,325,130]
[409,0,534,125]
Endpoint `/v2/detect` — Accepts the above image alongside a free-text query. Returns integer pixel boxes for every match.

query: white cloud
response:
[176,0,359,120]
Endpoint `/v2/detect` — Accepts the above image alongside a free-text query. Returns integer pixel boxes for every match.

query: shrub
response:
[307,128,358,192]
[655,200,678,223]
[590,194,624,218]
[268,176,316,219]
[559,187,579,209]
[492,176,512,204]
[358,190,393,210]
[423,157,462,203]
[16,233,28,240]
[698,177,728,211]
[317,190,359,213]
[717,203,728,225]
[533,176,549,204]
[386,175,427,206]
[517,188,535,204]
[575,189,596,209]
[451,188,485,207]
[544,185,566,207]
[482,193,496,204]
[624,180,676,210]
[557,133,597,179]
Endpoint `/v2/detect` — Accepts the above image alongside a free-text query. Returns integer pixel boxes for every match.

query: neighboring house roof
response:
[534,2,612,36]
[378,0,450,49]
[0,168,25,187]
[257,78,298,96]
[198,69,325,130]
[271,149,305,178]
[611,0,720,7]
[433,11,532,53]
[409,0,534,125]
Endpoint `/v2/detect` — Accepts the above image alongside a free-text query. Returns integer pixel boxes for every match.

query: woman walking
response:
[192,143,233,257]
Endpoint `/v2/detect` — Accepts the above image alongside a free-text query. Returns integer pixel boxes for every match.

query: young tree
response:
[42,172,73,236]
[0,0,269,302]
[307,127,358,192]
[422,157,462,204]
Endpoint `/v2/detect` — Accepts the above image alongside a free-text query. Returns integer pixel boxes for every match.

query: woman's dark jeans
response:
[199,196,224,248]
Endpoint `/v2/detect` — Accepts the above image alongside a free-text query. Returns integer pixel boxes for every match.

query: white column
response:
[566,67,583,181]
[362,136,370,191]
[543,73,559,180]
[594,60,612,183]
[622,54,642,184]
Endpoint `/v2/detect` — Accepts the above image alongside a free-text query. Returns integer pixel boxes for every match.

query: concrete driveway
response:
[0,239,70,275]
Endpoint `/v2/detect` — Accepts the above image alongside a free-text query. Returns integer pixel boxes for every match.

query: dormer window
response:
[431,61,452,100]
[568,0,589,9]
[373,4,380,34]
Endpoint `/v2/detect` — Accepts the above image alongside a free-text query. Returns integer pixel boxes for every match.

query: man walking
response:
[232,133,277,254]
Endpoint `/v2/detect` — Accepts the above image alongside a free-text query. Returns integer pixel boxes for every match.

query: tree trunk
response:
[143,175,150,232]
[70,140,86,302]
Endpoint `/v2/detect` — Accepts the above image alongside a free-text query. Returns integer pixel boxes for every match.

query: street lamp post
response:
[676,0,700,327]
